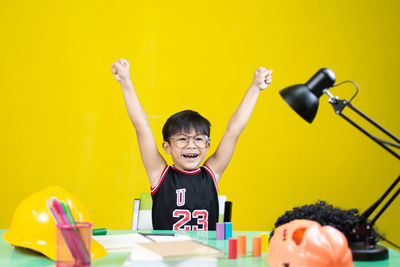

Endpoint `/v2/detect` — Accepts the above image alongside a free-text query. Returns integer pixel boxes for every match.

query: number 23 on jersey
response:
[172,209,209,231]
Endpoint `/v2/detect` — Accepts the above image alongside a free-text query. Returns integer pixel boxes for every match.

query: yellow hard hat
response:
[3,186,107,260]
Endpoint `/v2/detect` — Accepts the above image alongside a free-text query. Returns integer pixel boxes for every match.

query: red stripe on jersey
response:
[171,165,201,175]
[203,165,218,194]
[151,165,170,195]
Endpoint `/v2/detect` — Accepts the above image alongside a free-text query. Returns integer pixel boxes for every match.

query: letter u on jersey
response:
[176,188,186,206]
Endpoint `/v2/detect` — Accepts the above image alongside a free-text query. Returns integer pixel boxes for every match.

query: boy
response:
[111,59,272,230]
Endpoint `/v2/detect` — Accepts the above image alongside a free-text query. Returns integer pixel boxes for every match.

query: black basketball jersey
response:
[151,165,219,231]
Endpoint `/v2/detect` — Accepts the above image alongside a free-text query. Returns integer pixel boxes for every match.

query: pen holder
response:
[56,222,92,267]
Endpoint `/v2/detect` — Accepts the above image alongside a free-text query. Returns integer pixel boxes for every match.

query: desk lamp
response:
[279,68,400,261]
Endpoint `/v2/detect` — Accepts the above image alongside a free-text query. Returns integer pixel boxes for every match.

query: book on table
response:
[93,233,193,253]
[133,239,224,260]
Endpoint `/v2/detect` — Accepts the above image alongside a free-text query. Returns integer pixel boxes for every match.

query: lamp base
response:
[350,243,388,261]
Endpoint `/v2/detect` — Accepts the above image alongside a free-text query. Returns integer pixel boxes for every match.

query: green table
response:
[1,229,400,266]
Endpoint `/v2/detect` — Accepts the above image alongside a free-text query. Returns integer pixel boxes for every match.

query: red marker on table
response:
[228,238,238,259]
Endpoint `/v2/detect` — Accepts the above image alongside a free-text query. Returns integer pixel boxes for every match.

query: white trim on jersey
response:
[151,165,170,195]
[171,165,201,175]
[203,165,219,194]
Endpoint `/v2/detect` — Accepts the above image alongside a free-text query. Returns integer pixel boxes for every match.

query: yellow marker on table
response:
[260,233,269,253]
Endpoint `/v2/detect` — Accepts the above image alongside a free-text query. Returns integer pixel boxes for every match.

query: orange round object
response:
[267,219,354,267]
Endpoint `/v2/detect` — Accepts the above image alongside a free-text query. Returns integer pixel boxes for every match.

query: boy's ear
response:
[162,141,171,154]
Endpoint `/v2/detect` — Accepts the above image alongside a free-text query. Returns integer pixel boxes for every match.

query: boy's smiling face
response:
[162,129,210,171]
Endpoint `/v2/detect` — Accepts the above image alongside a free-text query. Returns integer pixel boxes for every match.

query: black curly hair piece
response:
[271,200,379,243]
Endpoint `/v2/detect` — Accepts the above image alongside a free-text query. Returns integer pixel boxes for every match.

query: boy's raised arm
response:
[112,59,166,188]
[204,67,272,182]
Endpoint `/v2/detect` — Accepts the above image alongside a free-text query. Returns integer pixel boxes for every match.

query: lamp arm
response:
[327,96,400,160]
[359,176,400,223]
[374,137,400,149]
[326,93,400,248]
[352,180,400,247]
[344,100,400,144]
[370,186,400,226]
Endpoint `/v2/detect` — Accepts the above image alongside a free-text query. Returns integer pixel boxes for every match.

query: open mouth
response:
[182,153,199,160]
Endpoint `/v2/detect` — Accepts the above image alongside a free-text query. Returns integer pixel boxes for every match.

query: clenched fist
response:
[252,67,272,90]
[111,59,131,82]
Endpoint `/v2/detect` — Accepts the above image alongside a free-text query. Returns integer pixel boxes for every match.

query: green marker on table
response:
[92,228,107,235]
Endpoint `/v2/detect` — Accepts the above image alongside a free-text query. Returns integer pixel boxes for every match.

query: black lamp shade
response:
[280,84,319,123]
[279,68,336,123]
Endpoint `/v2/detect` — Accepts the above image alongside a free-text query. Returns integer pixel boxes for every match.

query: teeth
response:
[184,154,198,157]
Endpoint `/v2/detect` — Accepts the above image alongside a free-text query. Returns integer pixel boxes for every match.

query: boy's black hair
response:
[270,200,378,243]
[162,110,211,142]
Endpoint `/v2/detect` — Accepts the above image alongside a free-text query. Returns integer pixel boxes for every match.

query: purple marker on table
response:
[216,222,225,240]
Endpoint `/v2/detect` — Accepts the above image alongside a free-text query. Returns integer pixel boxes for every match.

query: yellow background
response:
[1,0,399,248]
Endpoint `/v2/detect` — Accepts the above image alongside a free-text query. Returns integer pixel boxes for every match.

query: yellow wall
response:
[1,0,399,247]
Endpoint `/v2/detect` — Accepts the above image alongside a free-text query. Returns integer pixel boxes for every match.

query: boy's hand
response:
[252,67,272,90]
[111,59,131,82]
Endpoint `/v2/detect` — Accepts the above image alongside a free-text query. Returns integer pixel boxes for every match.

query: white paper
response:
[93,233,193,253]
[93,233,151,252]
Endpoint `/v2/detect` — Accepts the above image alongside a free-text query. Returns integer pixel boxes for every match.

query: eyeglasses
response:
[171,134,210,149]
